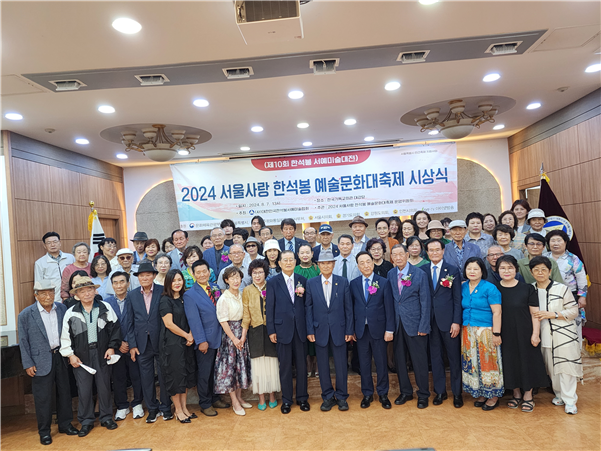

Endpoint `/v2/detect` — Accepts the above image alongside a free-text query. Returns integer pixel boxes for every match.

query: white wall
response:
[123,138,512,243]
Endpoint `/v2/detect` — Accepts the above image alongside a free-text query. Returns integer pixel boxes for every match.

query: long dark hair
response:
[163,269,186,298]
[250,215,266,237]
[90,255,111,278]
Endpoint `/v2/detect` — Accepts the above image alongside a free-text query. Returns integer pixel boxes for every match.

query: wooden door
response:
[99,217,120,244]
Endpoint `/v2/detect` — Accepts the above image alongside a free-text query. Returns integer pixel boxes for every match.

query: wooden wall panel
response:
[579,158,601,203]
[52,204,87,240]
[14,200,54,241]
[16,241,44,284]
[12,159,52,202]
[578,201,600,244]
[546,127,579,172]
[577,114,601,163]
[581,243,601,285]
[547,165,583,206]
[49,166,81,206]
[18,282,34,312]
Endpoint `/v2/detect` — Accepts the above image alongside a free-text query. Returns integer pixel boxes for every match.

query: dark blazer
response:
[420,261,462,331]
[387,264,431,336]
[278,237,309,265]
[203,245,231,279]
[104,295,130,344]
[305,274,353,347]
[266,273,308,345]
[350,273,395,340]
[18,302,67,376]
[443,241,481,278]
[125,284,163,354]
[183,282,222,349]
[312,244,340,263]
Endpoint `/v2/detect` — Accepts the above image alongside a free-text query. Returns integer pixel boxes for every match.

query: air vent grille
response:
[485,41,522,55]
[49,79,86,91]
[235,1,299,23]
[309,58,340,75]
[396,50,430,64]
[222,67,254,79]
[135,74,170,86]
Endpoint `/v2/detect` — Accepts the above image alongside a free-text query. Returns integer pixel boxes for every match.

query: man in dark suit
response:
[266,250,310,414]
[203,227,231,277]
[350,251,395,409]
[19,281,78,445]
[104,271,144,421]
[387,244,431,409]
[126,263,173,423]
[420,239,463,408]
[184,259,230,417]
[312,224,340,263]
[306,249,353,411]
[277,218,308,265]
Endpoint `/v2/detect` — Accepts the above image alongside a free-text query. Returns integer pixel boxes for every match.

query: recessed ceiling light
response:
[364,136,375,142]
[116,153,128,159]
[112,18,142,34]
[288,90,304,100]
[385,81,401,91]
[75,138,89,145]
[240,146,250,151]
[526,102,541,110]
[344,118,357,126]
[178,149,190,156]
[4,113,23,120]
[483,73,501,82]
[251,126,263,133]
[585,63,601,73]
[303,141,312,147]
[98,105,115,114]
[493,124,505,130]
[193,99,209,108]
[419,0,439,5]
[428,130,439,135]
[297,122,309,129]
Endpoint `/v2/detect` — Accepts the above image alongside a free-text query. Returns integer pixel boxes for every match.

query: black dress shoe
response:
[482,399,500,411]
[394,394,413,405]
[417,398,429,409]
[474,399,486,408]
[297,400,311,411]
[58,424,79,435]
[453,395,464,408]
[320,397,337,411]
[433,393,448,405]
[40,435,52,445]
[337,399,349,411]
[379,395,392,409]
[281,403,292,414]
[101,419,118,430]
[360,395,373,409]
[78,425,94,437]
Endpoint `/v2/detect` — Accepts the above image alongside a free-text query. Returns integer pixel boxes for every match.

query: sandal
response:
[507,397,522,409]
[521,400,535,413]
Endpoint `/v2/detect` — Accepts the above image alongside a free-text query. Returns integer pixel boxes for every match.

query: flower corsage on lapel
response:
[400,274,412,287]
[210,286,221,301]
[295,282,305,297]
[220,250,229,263]
[368,280,380,295]
[261,289,267,298]
[440,274,455,288]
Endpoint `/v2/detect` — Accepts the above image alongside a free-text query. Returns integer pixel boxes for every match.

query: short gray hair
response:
[230,243,244,253]
[210,227,225,237]
[72,242,90,255]
[154,252,172,266]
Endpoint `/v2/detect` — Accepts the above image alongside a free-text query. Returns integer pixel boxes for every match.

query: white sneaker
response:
[565,404,578,415]
[114,408,130,421]
[132,404,144,419]
[552,397,565,406]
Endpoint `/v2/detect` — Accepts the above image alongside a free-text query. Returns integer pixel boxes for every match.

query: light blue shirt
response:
[461,280,501,327]
[333,254,360,282]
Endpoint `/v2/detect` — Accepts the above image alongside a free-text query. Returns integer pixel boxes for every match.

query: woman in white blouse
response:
[214,266,252,416]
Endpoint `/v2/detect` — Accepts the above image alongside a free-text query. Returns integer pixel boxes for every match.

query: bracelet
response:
[555,312,559,319]
[492,332,501,337]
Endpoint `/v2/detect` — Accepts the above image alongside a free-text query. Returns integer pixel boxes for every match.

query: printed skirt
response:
[461,325,504,399]
[214,320,251,394]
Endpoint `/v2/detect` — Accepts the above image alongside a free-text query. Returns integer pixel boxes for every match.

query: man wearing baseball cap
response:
[312,224,340,263]
[442,220,481,279]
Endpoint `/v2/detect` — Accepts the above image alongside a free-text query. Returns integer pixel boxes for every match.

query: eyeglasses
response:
[229,251,244,256]
[251,271,264,276]
[45,240,60,245]
[119,255,133,260]
[527,242,544,248]
[246,244,257,248]
[487,253,503,258]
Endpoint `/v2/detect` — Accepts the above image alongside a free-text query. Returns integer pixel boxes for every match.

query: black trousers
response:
[277,326,308,405]
[429,315,462,396]
[137,336,171,413]
[315,335,348,401]
[356,325,389,397]
[31,352,73,436]
[393,319,430,399]
[73,348,112,425]
[195,347,219,409]
[112,351,143,410]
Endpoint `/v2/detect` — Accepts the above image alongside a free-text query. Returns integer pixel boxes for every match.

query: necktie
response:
[432,265,438,289]
[287,240,293,251]
[287,277,295,303]
[397,270,403,295]
[342,258,348,278]
[206,286,216,305]
[364,278,370,303]
[179,251,184,267]
[324,280,330,307]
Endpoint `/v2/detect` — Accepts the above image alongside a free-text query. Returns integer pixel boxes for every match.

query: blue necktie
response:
[432,265,438,289]
[287,240,293,251]
[364,278,370,303]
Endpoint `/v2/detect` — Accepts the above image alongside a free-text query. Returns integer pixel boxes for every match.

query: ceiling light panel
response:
[483,73,501,82]
[385,81,401,91]
[251,126,263,132]
[4,113,23,120]
[288,90,304,99]
[112,18,142,34]
[98,105,115,114]
[526,102,541,109]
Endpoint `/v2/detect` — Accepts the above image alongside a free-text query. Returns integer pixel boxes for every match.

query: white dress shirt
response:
[430,259,444,287]
[37,301,60,349]
[321,275,333,307]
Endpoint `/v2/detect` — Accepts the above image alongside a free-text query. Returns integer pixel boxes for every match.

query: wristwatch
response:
[492,332,501,337]
[555,312,559,319]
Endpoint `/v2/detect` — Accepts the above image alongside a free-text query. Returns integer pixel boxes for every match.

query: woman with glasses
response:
[153,253,172,286]
[60,243,92,300]
[90,255,112,299]
[517,234,564,284]
[98,238,118,268]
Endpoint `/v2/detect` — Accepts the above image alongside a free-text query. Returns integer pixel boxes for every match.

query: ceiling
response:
[1,1,600,167]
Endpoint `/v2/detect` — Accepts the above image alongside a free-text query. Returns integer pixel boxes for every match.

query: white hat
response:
[262,239,280,253]
[527,208,546,223]
[116,248,134,257]
[449,220,467,229]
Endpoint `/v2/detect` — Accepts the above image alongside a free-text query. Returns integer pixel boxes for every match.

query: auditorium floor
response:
[2,376,600,451]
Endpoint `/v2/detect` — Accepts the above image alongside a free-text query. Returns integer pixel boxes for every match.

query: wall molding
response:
[508,88,601,153]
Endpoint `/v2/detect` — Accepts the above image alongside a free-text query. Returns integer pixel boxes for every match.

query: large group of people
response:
[21,202,588,445]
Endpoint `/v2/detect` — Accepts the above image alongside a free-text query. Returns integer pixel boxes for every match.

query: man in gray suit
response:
[169,229,189,271]
[18,281,78,445]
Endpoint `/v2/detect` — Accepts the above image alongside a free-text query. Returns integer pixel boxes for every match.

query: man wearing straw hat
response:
[60,275,121,437]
